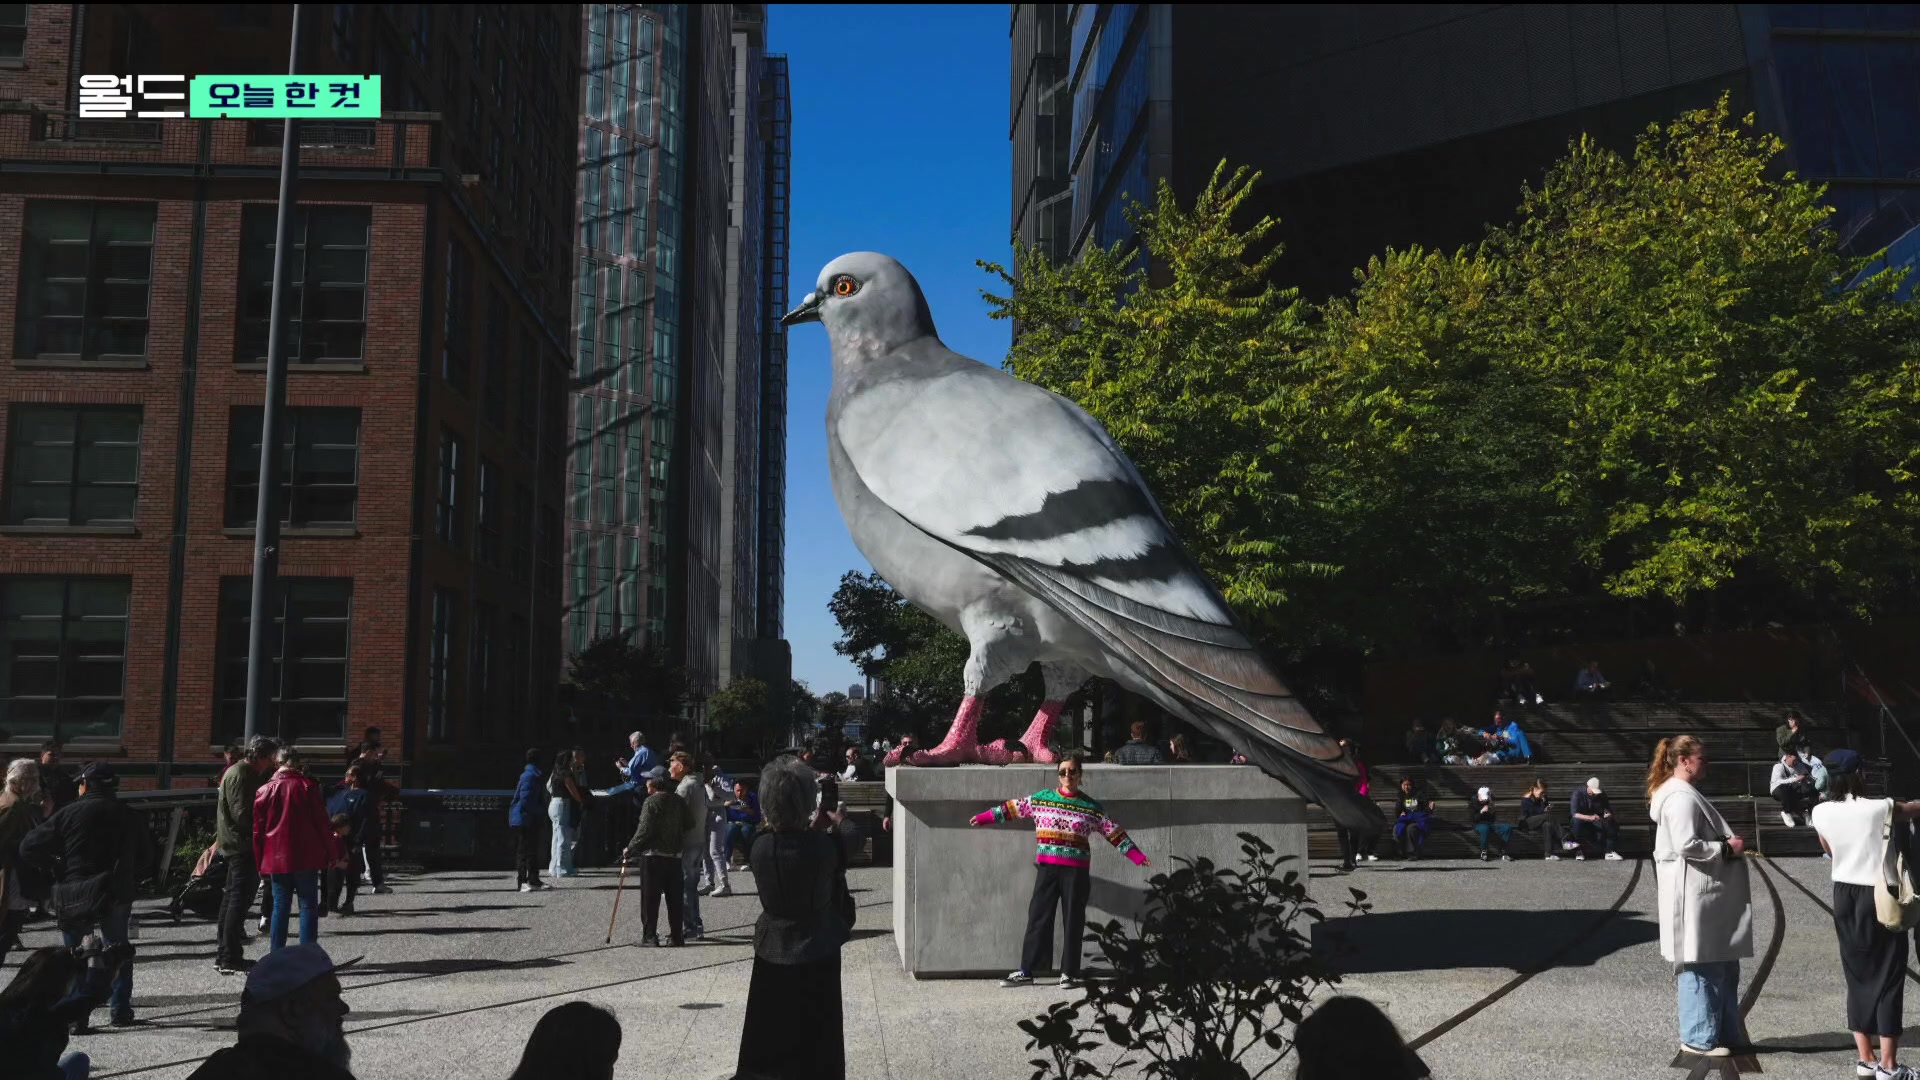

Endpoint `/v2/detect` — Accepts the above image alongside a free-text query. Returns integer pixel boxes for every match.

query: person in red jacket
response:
[253,748,336,952]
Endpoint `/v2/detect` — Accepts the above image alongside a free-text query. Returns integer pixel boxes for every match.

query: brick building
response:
[0,4,579,788]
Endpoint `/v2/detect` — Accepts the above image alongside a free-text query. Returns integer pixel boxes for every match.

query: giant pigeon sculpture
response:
[783,252,1379,830]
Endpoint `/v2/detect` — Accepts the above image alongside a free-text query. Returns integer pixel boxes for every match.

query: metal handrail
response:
[1851,665,1920,766]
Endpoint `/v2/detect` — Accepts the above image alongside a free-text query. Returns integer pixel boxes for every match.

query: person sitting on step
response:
[1392,777,1436,860]
[1569,777,1624,860]
[1769,750,1819,827]
[1470,787,1513,862]
[1518,778,1576,860]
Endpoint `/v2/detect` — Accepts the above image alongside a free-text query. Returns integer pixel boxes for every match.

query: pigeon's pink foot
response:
[1020,700,1067,764]
[908,696,985,767]
[976,739,1027,766]
[882,746,909,768]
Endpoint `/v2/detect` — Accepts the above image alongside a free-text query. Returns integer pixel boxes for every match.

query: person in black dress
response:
[735,757,853,1080]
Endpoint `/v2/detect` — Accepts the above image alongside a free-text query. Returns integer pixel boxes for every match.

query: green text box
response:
[189,75,381,119]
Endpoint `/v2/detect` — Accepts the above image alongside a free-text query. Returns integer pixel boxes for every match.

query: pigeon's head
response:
[781,252,937,355]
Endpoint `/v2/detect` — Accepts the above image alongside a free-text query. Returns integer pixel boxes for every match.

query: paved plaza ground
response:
[18,854,1905,1079]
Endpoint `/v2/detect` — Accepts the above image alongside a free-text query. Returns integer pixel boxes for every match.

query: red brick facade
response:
[0,5,578,788]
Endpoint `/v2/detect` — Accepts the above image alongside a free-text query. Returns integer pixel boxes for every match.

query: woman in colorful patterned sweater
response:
[969,755,1150,989]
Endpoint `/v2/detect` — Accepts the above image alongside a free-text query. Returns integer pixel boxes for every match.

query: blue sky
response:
[770,5,1012,696]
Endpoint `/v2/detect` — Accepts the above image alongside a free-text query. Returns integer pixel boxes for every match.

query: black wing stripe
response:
[963,477,1159,543]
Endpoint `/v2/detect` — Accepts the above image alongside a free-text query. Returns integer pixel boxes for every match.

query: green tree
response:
[788,679,819,748]
[564,632,689,728]
[706,676,783,759]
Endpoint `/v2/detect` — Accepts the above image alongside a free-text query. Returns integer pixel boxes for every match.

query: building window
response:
[226,407,359,528]
[15,201,155,361]
[409,3,430,64]
[476,457,499,566]
[331,4,357,67]
[506,612,529,726]
[0,5,26,60]
[435,429,462,545]
[0,577,129,743]
[516,330,538,455]
[443,242,470,392]
[238,205,370,365]
[215,577,350,744]
[483,292,509,430]
[4,406,141,527]
[429,586,458,740]
[472,601,496,736]
[511,481,533,582]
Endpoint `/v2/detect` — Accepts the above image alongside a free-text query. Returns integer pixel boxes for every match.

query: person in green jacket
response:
[622,769,692,947]
[215,736,280,975]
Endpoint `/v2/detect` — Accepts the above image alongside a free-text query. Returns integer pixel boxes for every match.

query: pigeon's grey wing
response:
[839,362,1378,829]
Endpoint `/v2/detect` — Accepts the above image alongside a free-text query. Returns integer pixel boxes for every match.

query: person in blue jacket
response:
[1473,711,1534,764]
[509,750,548,893]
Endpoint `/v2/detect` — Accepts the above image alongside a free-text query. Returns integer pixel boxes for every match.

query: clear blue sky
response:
[770,5,1012,696]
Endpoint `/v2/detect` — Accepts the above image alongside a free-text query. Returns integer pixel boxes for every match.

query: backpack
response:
[1873,802,1920,931]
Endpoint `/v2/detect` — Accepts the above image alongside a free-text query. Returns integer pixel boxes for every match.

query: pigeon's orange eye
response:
[833,276,858,297]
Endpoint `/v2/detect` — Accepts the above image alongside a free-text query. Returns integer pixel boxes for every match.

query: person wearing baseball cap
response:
[17,761,156,1029]
[1810,748,1920,1080]
[1569,776,1623,861]
[187,943,359,1079]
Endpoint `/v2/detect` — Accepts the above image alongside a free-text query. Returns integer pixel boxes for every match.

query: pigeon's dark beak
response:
[781,292,822,327]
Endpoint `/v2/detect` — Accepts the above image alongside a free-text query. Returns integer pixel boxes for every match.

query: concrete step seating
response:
[1312,702,1867,861]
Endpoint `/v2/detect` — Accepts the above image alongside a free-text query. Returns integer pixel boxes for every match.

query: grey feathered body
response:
[808,253,1379,831]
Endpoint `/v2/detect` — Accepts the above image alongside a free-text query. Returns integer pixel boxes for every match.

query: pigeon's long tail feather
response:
[996,559,1383,834]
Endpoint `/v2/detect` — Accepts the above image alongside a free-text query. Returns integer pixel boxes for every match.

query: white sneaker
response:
[1000,970,1033,988]
[1781,811,1796,828]
[1563,840,1579,851]
[711,885,732,897]
[1058,973,1077,989]
[1576,852,1587,861]
[1500,854,1512,862]
[1681,1043,1731,1057]
[256,916,268,933]
[1545,854,1561,861]
[1363,853,1378,862]
[518,884,534,893]
[1875,1064,1918,1080]
[1857,1061,1878,1079]
[1605,851,1624,861]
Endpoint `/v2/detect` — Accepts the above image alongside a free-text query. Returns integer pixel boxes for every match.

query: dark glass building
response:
[1011,4,1920,299]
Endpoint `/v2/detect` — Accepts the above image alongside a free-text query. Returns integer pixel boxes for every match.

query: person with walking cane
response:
[1648,735,1753,1059]
[970,754,1150,989]
[619,768,692,946]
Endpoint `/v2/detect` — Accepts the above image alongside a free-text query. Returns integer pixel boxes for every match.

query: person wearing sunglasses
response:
[970,756,1150,989]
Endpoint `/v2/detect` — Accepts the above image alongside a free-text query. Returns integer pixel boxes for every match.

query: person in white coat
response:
[1648,734,1753,1058]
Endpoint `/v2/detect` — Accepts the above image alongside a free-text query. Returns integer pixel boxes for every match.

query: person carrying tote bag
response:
[1811,749,1920,1080]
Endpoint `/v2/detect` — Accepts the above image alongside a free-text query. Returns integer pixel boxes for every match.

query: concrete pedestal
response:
[885,763,1308,978]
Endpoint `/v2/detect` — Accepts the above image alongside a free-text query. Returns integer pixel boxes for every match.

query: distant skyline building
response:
[568,3,789,729]
[1011,4,1920,299]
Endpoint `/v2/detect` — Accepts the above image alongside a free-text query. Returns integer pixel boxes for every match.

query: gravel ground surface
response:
[11,854,1892,1079]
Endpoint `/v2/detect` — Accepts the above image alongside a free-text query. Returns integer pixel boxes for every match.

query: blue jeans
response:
[1676,960,1743,1049]
[548,798,579,876]
[58,903,132,1018]
[726,822,756,861]
[270,871,320,950]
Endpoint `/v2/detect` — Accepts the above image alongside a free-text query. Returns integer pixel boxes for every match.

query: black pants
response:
[1836,881,1907,1036]
[1774,782,1818,820]
[640,853,684,942]
[1519,814,1567,854]
[325,851,362,913]
[1336,827,1376,865]
[512,825,543,887]
[216,852,261,966]
[1572,817,1618,854]
[0,908,24,967]
[1021,863,1091,977]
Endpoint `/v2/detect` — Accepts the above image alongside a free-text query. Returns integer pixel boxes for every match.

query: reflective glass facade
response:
[1754,6,1920,295]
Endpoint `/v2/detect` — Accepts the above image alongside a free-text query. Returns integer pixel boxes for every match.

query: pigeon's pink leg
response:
[909,696,985,767]
[1018,700,1066,764]
[976,737,1028,766]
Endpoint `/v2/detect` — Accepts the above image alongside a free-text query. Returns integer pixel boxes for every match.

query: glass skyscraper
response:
[569,4,789,720]
[1012,5,1920,299]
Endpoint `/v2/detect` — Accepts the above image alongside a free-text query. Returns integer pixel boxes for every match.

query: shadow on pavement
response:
[1315,908,1657,973]
[344,956,567,977]
[322,925,530,938]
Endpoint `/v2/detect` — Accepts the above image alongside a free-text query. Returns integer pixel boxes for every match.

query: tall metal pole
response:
[243,5,304,743]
